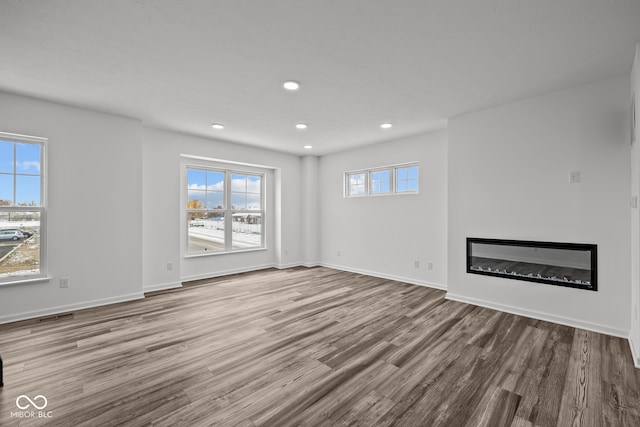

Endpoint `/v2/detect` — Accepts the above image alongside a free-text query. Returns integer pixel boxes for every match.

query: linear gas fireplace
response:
[467,238,597,291]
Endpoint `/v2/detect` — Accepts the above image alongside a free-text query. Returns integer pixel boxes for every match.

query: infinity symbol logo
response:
[16,395,48,410]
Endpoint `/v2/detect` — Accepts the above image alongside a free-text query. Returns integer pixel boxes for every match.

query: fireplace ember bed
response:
[466,238,597,291]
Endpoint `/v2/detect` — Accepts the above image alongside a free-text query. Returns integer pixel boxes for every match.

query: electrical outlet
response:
[284,249,289,255]
[569,171,581,184]
[427,262,433,270]
[632,196,638,209]
[166,262,173,271]
[414,260,420,268]
[337,250,341,256]
[60,277,69,288]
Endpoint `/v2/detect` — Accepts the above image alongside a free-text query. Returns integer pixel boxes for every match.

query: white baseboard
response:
[180,263,276,283]
[274,262,307,269]
[143,281,182,293]
[629,337,640,369]
[320,262,447,291]
[445,292,629,339]
[0,292,145,325]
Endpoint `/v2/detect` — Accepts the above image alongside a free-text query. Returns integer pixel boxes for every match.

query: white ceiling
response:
[1,0,639,156]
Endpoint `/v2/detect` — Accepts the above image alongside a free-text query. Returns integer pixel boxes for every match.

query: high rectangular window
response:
[186,166,264,255]
[346,172,366,196]
[370,169,391,194]
[345,163,418,198]
[0,132,47,284]
[396,165,419,193]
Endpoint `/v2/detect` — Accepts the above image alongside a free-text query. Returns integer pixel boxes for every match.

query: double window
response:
[0,132,46,284]
[346,163,418,197]
[186,166,265,255]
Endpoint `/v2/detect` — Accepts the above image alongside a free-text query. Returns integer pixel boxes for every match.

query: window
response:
[396,165,419,193]
[347,172,366,196]
[370,169,391,194]
[345,163,418,197]
[0,132,47,284]
[186,166,264,255]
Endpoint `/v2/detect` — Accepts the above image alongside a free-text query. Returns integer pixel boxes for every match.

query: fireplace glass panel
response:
[467,238,597,291]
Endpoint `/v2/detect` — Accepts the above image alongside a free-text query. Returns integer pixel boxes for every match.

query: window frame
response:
[345,171,368,197]
[369,167,392,196]
[395,164,419,194]
[0,131,48,286]
[185,164,266,257]
[344,162,419,198]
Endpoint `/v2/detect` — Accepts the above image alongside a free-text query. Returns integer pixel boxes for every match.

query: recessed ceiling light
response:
[304,145,313,149]
[211,123,224,130]
[295,123,308,130]
[283,81,300,91]
[380,123,393,129]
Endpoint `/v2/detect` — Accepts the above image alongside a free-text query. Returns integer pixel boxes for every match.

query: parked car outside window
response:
[0,230,24,241]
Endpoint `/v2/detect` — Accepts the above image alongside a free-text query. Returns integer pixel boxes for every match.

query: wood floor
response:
[0,267,638,426]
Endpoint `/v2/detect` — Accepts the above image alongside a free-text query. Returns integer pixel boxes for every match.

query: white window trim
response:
[0,131,49,286]
[344,162,419,198]
[345,170,368,198]
[184,163,267,257]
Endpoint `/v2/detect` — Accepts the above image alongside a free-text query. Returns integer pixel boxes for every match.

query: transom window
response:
[0,132,47,284]
[346,172,366,196]
[186,166,265,255]
[396,165,419,193]
[345,163,419,197]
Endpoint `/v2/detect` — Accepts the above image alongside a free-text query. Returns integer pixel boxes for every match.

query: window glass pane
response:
[231,174,247,192]
[231,192,247,209]
[232,213,262,249]
[246,175,261,194]
[348,173,366,196]
[187,169,206,190]
[16,175,40,206]
[0,141,13,173]
[0,210,40,279]
[206,191,224,209]
[206,171,225,192]
[246,193,261,210]
[16,143,41,174]
[187,190,206,209]
[396,166,419,193]
[0,174,13,205]
[230,174,261,210]
[188,212,225,254]
[370,170,390,194]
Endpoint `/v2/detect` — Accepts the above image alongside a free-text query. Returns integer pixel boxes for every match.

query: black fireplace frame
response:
[466,238,597,291]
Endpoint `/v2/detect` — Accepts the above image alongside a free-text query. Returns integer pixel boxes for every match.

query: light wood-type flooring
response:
[0,267,639,426]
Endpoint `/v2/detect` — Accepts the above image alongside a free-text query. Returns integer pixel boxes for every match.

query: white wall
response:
[301,155,319,265]
[448,77,631,337]
[0,91,144,323]
[630,43,640,366]
[141,127,303,290]
[318,130,448,288]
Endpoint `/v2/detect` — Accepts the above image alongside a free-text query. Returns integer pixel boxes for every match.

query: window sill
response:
[0,275,51,287]
[184,247,268,259]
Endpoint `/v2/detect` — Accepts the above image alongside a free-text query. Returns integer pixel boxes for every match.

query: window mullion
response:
[225,171,231,251]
